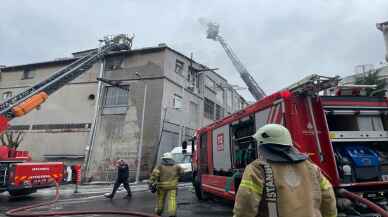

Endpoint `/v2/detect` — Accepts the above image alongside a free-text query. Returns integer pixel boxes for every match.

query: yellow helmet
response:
[252,124,292,146]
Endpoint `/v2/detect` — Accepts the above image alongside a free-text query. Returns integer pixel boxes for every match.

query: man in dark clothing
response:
[105,159,132,199]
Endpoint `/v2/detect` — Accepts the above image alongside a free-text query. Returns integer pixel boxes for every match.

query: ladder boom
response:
[216,36,265,100]
[0,34,133,120]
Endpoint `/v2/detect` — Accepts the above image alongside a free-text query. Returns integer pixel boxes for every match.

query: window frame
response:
[103,85,129,107]
[22,69,34,80]
[204,97,215,120]
[175,60,184,75]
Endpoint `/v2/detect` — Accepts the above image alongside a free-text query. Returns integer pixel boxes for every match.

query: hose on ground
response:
[338,188,388,217]
[6,182,159,217]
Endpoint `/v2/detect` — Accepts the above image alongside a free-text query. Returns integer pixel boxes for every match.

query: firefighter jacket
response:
[150,163,184,190]
[233,159,337,217]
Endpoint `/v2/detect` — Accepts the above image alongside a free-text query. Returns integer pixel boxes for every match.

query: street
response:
[0,183,233,217]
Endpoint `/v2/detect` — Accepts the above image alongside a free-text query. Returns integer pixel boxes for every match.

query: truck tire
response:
[193,173,209,201]
[8,189,36,197]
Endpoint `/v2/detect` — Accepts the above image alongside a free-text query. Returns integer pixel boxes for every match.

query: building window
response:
[226,89,232,109]
[22,69,34,80]
[173,94,183,109]
[2,91,12,100]
[105,57,123,71]
[204,98,215,120]
[187,67,197,89]
[205,76,215,90]
[216,88,224,104]
[215,104,224,120]
[175,60,184,75]
[189,101,199,127]
[104,86,129,107]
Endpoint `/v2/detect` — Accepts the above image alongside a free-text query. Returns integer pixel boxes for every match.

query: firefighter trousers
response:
[155,189,177,216]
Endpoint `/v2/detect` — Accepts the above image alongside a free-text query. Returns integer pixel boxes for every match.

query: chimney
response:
[377,21,388,62]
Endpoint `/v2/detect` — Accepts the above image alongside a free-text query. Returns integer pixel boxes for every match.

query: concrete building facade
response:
[0,44,247,181]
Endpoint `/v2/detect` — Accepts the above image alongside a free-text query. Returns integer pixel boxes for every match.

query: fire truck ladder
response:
[205,22,266,101]
[286,74,340,95]
[0,34,133,120]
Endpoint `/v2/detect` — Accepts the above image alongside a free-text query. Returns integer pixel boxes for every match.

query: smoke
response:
[198,17,220,41]
[198,17,213,27]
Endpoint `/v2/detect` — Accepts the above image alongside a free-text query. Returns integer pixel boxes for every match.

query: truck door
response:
[199,132,209,174]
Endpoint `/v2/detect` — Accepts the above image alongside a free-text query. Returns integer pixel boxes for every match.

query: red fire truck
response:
[0,34,133,196]
[190,75,388,215]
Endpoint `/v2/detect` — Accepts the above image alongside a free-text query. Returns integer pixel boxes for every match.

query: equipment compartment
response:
[333,141,388,183]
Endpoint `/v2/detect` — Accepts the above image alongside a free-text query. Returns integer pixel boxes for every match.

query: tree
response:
[354,70,386,96]
[0,130,24,150]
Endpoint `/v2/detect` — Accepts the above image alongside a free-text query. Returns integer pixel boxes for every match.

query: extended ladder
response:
[0,34,133,120]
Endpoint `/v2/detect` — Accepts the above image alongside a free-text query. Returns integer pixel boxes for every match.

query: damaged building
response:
[0,44,247,181]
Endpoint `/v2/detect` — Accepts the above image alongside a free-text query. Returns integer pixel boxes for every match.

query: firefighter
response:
[150,152,184,217]
[233,124,337,217]
[104,159,132,199]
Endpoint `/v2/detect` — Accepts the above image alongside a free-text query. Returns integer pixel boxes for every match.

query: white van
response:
[164,145,192,181]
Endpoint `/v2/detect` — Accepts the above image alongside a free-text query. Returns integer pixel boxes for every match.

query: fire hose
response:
[6,182,160,217]
[338,189,388,217]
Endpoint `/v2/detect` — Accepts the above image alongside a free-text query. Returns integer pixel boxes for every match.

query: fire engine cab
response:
[189,74,388,216]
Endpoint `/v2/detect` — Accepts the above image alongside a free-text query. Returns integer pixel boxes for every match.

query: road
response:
[0,183,233,217]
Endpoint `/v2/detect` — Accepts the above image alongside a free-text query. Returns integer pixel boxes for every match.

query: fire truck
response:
[0,34,133,196]
[190,74,388,215]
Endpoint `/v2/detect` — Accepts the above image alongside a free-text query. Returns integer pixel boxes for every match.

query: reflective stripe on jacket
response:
[233,160,337,217]
[150,164,184,190]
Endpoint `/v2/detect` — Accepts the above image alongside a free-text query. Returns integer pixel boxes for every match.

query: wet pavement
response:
[0,183,233,217]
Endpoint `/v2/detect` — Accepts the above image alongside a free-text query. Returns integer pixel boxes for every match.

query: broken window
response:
[2,91,12,100]
[22,69,34,80]
[204,97,215,120]
[104,86,129,107]
[175,60,184,75]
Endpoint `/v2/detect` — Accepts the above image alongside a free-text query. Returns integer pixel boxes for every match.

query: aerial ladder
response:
[205,22,266,101]
[0,34,133,134]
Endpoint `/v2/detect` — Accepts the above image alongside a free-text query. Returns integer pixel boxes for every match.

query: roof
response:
[0,45,167,72]
[0,43,246,101]
[0,44,228,81]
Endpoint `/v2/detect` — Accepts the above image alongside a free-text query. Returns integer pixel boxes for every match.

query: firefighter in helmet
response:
[233,124,337,217]
[150,152,184,217]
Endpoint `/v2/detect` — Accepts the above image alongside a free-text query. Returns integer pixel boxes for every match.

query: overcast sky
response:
[1,0,387,100]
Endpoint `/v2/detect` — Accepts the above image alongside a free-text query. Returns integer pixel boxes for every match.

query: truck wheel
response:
[8,189,36,197]
[193,173,208,201]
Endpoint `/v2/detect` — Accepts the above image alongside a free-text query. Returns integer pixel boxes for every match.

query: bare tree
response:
[0,130,24,150]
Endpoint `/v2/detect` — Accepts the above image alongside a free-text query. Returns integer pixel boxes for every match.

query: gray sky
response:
[1,0,387,100]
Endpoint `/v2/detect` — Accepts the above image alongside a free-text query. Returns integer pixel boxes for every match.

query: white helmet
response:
[252,124,292,146]
[161,152,173,160]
